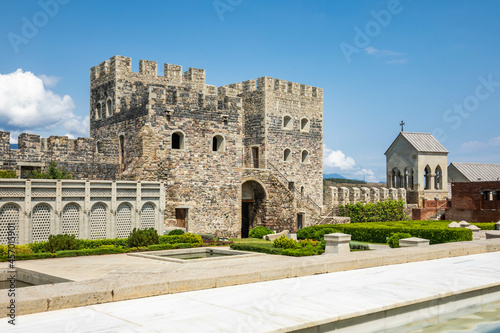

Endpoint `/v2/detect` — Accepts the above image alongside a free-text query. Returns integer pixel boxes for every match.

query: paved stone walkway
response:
[2,251,500,332]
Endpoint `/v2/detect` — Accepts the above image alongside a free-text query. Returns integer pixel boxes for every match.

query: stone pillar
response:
[398,188,406,202]
[339,187,349,205]
[360,187,370,203]
[380,187,388,201]
[389,188,398,200]
[325,186,339,208]
[135,182,142,229]
[110,181,117,238]
[22,180,31,244]
[324,233,351,254]
[349,187,360,204]
[430,174,436,191]
[370,188,380,202]
[82,180,91,239]
[54,180,62,235]
[495,221,500,231]
[159,181,166,233]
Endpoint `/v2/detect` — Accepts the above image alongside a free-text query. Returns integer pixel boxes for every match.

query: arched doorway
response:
[241,180,267,238]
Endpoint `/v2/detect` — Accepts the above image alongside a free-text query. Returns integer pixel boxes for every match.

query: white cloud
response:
[460,135,500,152]
[38,74,61,88]
[354,168,378,183]
[323,144,381,182]
[323,145,356,170]
[363,47,407,65]
[0,69,88,138]
[364,47,403,57]
[386,59,408,64]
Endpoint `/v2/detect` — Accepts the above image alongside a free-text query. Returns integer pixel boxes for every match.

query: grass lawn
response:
[230,238,275,248]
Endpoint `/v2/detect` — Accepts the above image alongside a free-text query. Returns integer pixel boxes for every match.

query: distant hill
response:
[323,173,345,179]
[324,178,367,185]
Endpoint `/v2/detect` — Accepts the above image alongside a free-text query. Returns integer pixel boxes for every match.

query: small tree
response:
[30,161,73,179]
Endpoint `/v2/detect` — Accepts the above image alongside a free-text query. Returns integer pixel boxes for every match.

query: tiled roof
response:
[450,162,500,181]
[400,132,448,153]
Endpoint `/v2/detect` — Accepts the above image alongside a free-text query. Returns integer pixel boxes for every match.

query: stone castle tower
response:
[0,55,324,237]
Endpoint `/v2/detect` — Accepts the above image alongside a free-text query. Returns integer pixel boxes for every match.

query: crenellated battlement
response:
[0,131,111,157]
[218,76,323,99]
[91,56,207,89]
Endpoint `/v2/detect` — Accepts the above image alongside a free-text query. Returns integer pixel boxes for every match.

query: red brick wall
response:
[446,181,500,222]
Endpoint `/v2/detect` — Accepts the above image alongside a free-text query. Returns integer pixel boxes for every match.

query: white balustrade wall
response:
[0,179,165,245]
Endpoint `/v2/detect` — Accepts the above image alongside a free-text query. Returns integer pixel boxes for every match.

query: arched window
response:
[392,168,401,188]
[404,167,414,190]
[424,165,431,190]
[212,135,224,152]
[96,103,102,120]
[301,150,309,164]
[283,115,292,129]
[435,166,442,190]
[300,186,305,196]
[283,148,291,162]
[106,99,112,117]
[172,131,184,150]
[96,141,101,154]
[300,118,310,132]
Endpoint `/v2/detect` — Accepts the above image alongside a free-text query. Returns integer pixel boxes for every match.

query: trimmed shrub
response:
[45,234,81,253]
[147,243,197,251]
[28,241,49,253]
[159,235,181,244]
[470,223,496,230]
[56,247,128,258]
[168,229,185,235]
[313,228,340,241]
[77,238,128,249]
[0,252,56,262]
[0,244,32,256]
[387,233,412,248]
[200,234,216,243]
[249,226,274,239]
[338,199,408,222]
[127,228,159,247]
[230,243,283,255]
[297,222,472,245]
[273,235,297,249]
[178,233,203,245]
[349,241,370,251]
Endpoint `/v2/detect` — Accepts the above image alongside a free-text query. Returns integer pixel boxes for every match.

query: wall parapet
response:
[219,76,323,98]
[325,185,406,209]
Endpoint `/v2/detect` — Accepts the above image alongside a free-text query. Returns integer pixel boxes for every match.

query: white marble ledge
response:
[2,252,500,333]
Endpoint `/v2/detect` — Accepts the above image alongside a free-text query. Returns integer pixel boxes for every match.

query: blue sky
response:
[0,0,499,182]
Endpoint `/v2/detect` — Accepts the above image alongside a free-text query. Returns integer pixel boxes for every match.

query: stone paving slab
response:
[2,251,500,332]
[0,240,500,318]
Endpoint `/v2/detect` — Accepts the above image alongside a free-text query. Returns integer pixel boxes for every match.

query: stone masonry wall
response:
[90,56,243,237]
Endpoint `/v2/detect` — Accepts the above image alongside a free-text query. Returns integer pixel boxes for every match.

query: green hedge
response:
[230,243,283,255]
[470,223,496,230]
[147,243,197,251]
[338,199,408,222]
[0,252,57,261]
[55,247,129,257]
[298,223,472,244]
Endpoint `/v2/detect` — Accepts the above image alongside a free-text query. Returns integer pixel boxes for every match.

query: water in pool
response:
[0,280,34,289]
[157,251,235,260]
[410,303,500,333]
